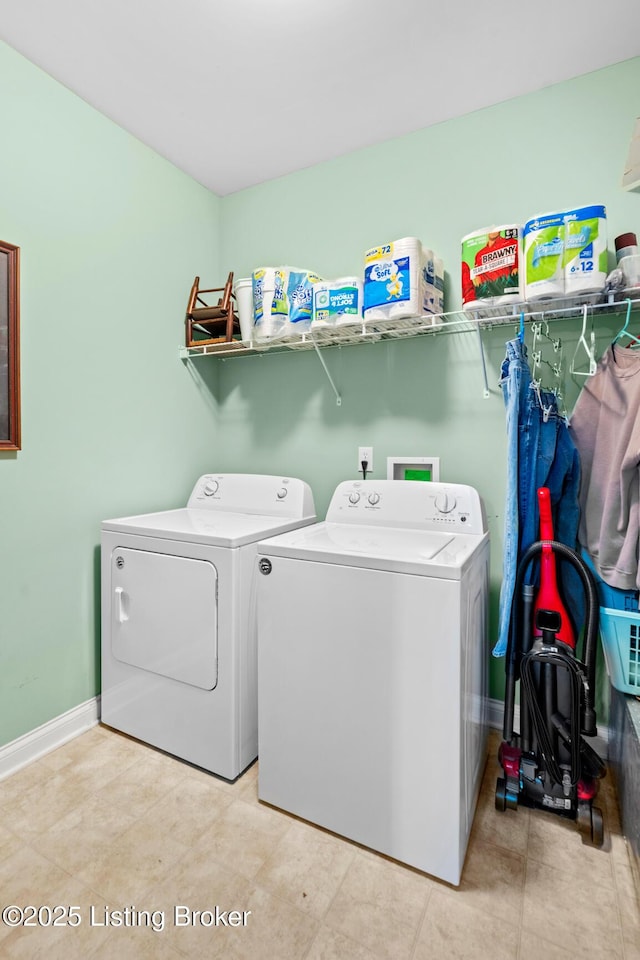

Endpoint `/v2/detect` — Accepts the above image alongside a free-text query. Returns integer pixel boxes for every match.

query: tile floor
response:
[0,724,637,959]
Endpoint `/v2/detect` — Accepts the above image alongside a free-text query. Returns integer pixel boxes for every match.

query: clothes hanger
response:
[613,299,639,348]
[528,313,566,418]
[530,379,554,422]
[538,318,562,353]
[570,303,597,378]
[530,320,542,382]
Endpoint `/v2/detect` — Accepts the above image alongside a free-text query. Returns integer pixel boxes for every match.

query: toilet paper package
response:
[252,266,323,341]
[523,213,565,300]
[421,253,445,322]
[461,226,521,308]
[312,278,363,326]
[363,237,444,323]
[285,268,323,334]
[563,204,607,296]
[252,268,288,342]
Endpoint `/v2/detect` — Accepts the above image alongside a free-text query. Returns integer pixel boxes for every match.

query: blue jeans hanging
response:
[494,337,581,657]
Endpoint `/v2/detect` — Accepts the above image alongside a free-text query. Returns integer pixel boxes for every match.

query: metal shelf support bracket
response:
[312,339,342,406]
[476,325,491,398]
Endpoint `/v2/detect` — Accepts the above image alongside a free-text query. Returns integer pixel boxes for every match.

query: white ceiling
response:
[1,0,639,196]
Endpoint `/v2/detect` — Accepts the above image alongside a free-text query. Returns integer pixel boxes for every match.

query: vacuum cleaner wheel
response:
[495,777,518,812]
[577,801,604,848]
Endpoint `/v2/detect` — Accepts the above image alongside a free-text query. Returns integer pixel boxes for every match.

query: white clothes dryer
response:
[101,474,315,780]
[256,479,489,885]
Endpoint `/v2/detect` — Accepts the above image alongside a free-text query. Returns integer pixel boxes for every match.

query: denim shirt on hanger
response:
[494,336,581,657]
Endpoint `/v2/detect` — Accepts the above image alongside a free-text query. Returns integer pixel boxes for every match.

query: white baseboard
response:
[488,696,507,732]
[0,697,100,781]
[488,697,610,759]
[0,695,610,783]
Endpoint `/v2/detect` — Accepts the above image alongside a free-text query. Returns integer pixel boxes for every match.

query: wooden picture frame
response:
[0,240,20,451]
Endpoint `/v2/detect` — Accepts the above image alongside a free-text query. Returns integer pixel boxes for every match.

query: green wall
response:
[1,47,639,749]
[0,41,222,747]
[216,57,640,702]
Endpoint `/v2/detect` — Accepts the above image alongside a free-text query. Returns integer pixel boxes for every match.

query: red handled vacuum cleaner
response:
[496,487,606,846]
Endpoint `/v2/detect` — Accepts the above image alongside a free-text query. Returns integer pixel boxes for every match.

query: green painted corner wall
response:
[216,57,640,705]
[2,48,639,749]
[0,41,223,746]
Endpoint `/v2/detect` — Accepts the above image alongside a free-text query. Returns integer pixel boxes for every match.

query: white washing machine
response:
[257,479,490,885]
[101,474,315,780]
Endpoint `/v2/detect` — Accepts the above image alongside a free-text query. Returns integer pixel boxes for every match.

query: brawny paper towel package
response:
[563,204,607,297]
[461,226,521,308]
[523,213,565,300]
[363,238,444,324]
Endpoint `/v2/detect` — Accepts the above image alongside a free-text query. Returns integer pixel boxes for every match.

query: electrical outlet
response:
[358,446,373,473]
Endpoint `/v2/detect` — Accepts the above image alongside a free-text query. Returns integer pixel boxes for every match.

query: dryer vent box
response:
[387,457,440,482]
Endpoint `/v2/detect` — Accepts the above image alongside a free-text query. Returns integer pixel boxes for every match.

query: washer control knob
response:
[276,488,288,499]
[203,480,219,497]
[434,492,456,514]
[368,492,380,506]
[349,492,361,505]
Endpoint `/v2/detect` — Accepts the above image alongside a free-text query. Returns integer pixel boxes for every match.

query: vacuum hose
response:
[503,539,599,742]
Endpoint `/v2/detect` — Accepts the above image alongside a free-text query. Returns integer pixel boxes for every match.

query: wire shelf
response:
[179,292,640,361]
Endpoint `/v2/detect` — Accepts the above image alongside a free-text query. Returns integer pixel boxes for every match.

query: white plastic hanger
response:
[570,304,597,378]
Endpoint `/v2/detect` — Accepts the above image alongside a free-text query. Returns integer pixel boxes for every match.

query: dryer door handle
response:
[115,586,129,624]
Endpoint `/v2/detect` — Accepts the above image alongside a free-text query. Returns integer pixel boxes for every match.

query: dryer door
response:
[110,547,218,690]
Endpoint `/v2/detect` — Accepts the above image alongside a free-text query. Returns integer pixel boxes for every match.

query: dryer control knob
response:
[349,492,361,504]
[203,480,219,497]
[435,492,456,514]
[277,488,288,499]
[368,492,380,505]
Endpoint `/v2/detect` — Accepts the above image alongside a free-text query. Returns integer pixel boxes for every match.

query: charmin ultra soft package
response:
[363,238,444,324]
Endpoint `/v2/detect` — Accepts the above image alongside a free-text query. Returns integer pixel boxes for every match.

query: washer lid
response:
[258,521,488,579]
[102,508,316,548]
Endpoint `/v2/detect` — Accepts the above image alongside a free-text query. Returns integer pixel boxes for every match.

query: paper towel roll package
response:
[563,204,607,296]
[523,213,565,300]
[461,226,521,308]
[523,205,608,301]
[363,238,444,323]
